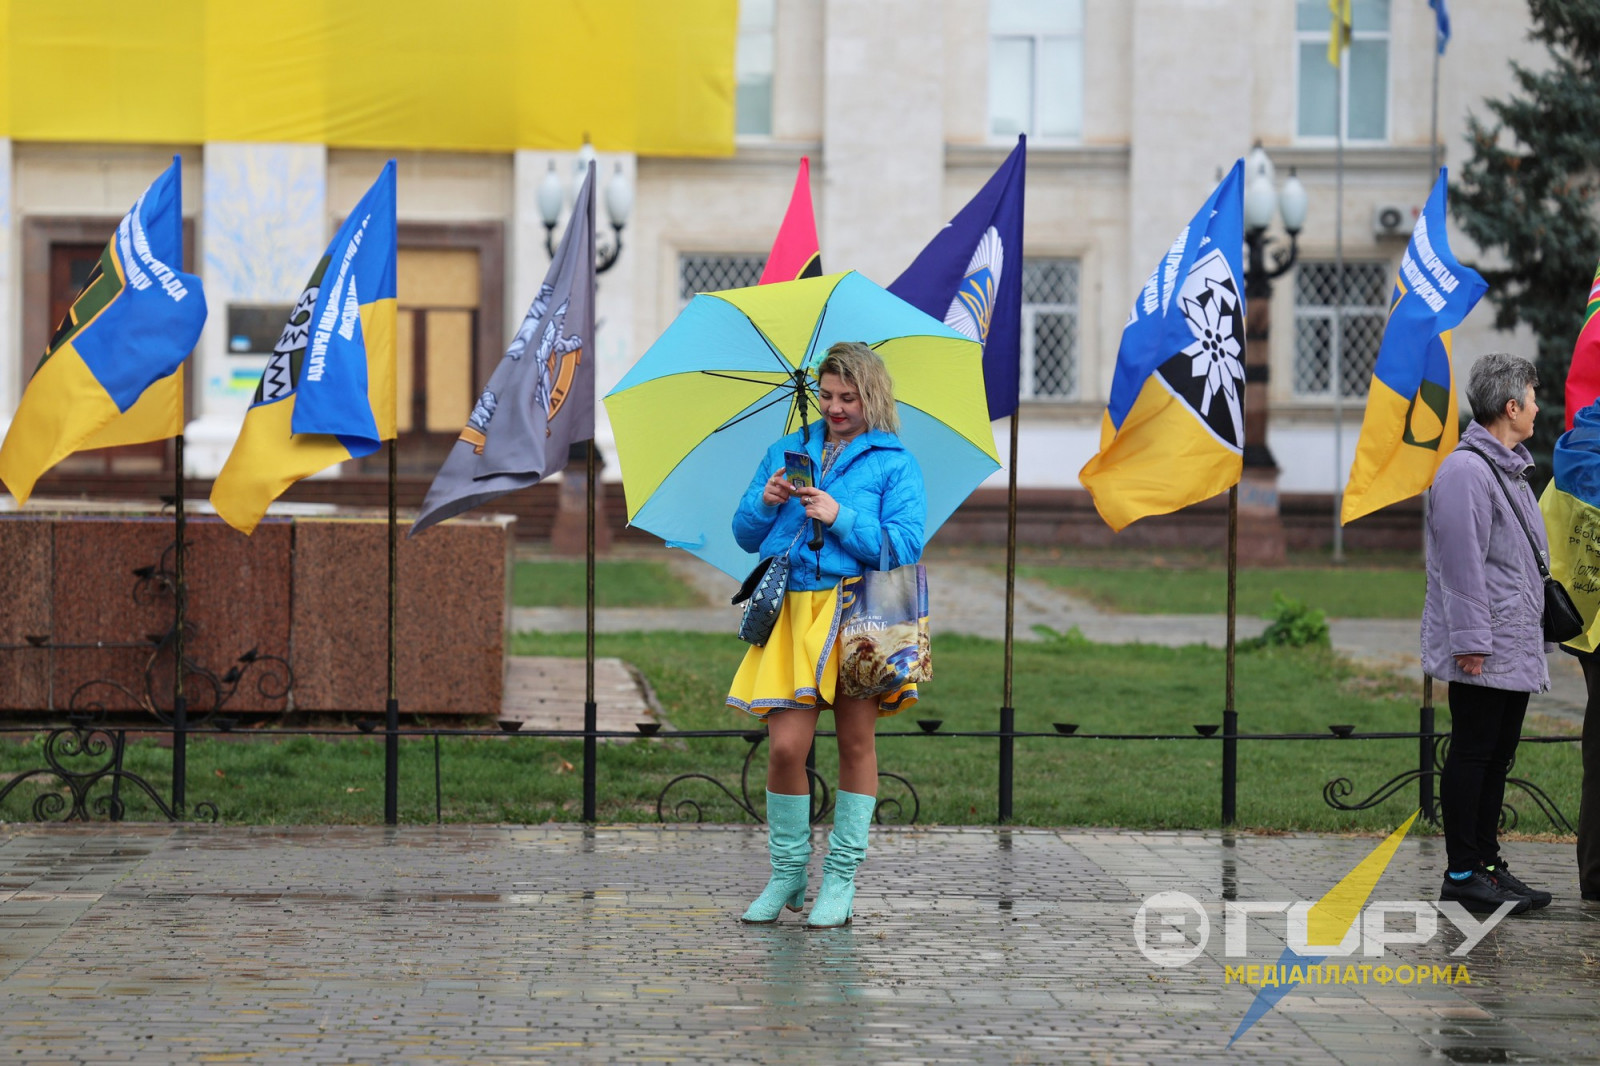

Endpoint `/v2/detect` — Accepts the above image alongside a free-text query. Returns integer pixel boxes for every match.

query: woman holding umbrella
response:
[729,340,926,928]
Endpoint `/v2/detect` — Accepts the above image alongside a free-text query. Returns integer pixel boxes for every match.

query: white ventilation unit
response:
[1372,204,1416,239]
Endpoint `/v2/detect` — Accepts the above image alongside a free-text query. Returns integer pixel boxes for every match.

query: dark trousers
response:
[1578,657,1600,897]
[1441,682,1528,872]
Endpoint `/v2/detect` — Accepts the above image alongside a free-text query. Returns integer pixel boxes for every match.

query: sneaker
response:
[1581,893,1600,912]
[1439,869,1533,915]
[1485,861,1551,909]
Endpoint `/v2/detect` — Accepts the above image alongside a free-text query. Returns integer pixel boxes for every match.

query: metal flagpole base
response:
[582,700,598,822]
[384,697,400,825]
[1221,709,1239,827]
[998,705,1015,823]
[171,694,188,814]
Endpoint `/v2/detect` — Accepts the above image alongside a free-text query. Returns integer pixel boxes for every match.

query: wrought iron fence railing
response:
[0,710,1578,834]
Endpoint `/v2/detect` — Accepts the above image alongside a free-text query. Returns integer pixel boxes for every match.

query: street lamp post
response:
[1237,144,1307,565]
[537,139,634,273]
[536,140,634,557]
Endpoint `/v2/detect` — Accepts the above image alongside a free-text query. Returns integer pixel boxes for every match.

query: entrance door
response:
[363,247,481,476]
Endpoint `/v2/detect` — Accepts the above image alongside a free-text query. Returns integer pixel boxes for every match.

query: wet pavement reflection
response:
[0,824,1594,1064]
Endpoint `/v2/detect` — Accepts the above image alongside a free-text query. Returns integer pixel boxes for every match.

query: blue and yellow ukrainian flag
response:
[0,158,206,505]
[211,161,397,534]
[1079,162,1246,532]
[1341,170,1485,524]
[1542,402,1600,654]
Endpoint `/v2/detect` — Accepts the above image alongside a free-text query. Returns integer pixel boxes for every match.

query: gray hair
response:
[1466,352,1538,426]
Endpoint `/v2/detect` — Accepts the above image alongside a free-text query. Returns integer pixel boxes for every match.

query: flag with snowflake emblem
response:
[1079,161,1246,531]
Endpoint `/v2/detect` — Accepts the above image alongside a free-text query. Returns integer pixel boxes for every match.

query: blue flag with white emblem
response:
[889,135,1026,421]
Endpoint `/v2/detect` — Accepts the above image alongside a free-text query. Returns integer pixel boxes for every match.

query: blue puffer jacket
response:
[732,427,926,591]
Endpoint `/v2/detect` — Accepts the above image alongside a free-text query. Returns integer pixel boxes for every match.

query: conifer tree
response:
[1451,0,1600,471]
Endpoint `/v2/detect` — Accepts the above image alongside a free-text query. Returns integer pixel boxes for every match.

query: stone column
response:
[1128,0,1253,294]
[1130,0,1283,560]
[820,0,945,285]
[188,143,327,478]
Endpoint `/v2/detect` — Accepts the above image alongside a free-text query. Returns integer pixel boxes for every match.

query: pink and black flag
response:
[759,157,821,284]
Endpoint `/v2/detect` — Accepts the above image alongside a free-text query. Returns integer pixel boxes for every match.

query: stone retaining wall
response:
[0,513,510,718]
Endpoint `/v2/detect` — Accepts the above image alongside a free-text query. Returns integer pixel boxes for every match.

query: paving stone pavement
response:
[500,657,663,735]
[0,823,1595,1065]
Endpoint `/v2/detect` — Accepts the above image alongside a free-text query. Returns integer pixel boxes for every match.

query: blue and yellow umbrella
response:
[604,271,1000,579]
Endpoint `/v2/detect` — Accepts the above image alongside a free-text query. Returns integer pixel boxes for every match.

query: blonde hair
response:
[816,341,899,434]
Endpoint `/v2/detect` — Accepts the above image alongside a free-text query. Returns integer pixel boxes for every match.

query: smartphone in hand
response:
[786,448,824,549]
[783,449,814,491]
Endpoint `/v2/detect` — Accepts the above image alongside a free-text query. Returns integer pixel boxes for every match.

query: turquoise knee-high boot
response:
[741,791,813,923]
[806,789,876,928]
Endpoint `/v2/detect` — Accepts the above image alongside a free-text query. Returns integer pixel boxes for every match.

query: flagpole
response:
[998,410,1019,823]
[171,431,188,815]
[1222,484,1238,827]
[1421,6,1442,825]
[383,166,401,821]
[1332,35,1347,563]
[384,437,399,826]
[1429,37,1441,176]
[582,442,598,823]
[582,159,600,825]
[169,161,191,819]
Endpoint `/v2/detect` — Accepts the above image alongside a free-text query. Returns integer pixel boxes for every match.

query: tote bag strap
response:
[1462,444,1551,579]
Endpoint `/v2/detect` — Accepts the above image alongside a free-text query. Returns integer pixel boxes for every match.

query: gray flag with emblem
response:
[411,164,596,536]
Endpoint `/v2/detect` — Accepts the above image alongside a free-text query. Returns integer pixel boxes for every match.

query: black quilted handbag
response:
[732,553,790,646]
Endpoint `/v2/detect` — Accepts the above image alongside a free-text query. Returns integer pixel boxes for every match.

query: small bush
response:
[1031,623,1092,648]
[1247,592,1330,650]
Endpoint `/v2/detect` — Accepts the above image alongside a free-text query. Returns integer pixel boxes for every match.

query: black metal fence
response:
[0,708,1579,832]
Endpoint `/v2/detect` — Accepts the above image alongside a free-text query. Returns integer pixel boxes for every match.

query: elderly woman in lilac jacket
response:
[1423,352,1552,915]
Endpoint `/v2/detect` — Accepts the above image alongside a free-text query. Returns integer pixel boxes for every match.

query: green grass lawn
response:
[3,631,1576,835]
[511,559,703,608]
[1013,563,1425,618]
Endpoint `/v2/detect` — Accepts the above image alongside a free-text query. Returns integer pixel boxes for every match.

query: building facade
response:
[0,0,1545,533]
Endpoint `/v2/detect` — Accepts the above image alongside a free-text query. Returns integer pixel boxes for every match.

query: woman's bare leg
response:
[833,694,880,796]
[765,707,821,795]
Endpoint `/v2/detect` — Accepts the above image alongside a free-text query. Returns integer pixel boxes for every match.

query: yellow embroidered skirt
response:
[726,586,918,718]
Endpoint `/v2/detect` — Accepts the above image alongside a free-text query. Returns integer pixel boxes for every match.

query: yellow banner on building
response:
[0,0,737,156]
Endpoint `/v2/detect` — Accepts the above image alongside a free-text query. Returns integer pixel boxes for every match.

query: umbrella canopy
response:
[604,270,1000,579]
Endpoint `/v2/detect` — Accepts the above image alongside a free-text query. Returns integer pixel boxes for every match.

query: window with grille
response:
[1295,0,1390,141]
[1293,260,1390,399]
[678,253,767,305]
[1021,258,1080,401]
